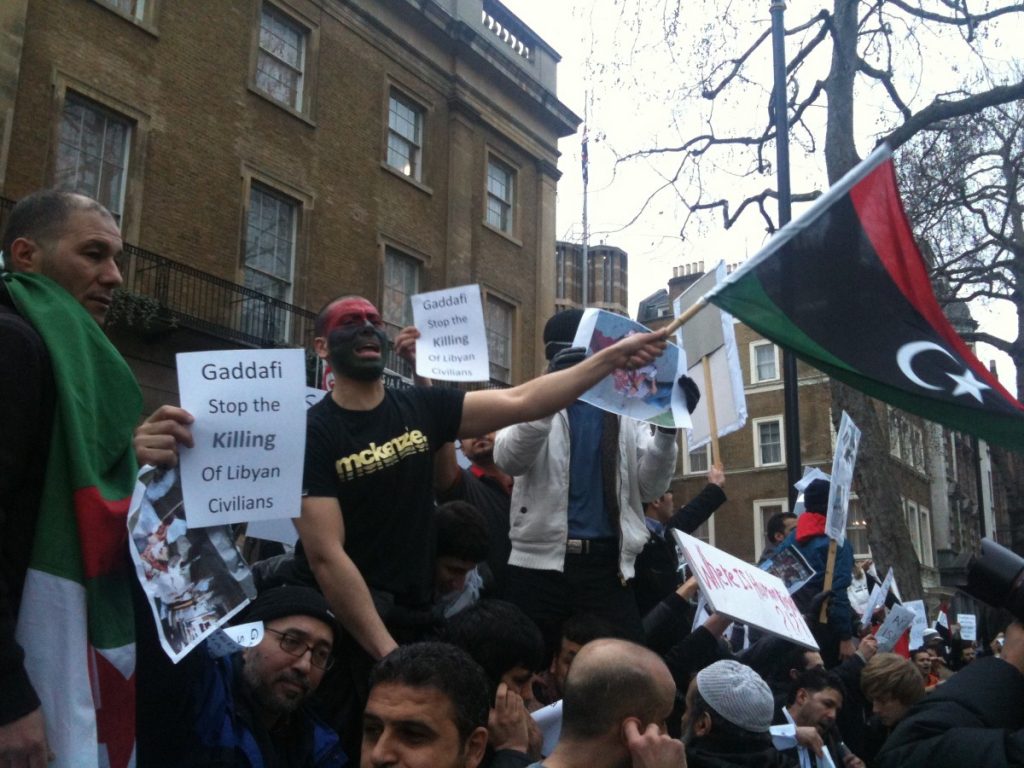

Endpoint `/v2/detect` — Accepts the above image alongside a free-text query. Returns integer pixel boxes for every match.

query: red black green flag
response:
[704,144,1024,452]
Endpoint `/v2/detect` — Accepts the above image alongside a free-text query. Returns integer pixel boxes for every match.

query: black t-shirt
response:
[298,387,464,608]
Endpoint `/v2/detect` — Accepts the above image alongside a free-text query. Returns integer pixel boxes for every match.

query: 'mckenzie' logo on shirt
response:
[335,429,429,480]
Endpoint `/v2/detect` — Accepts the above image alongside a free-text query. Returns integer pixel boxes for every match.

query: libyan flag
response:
[6,272,141,768]
[704,143,1024,452]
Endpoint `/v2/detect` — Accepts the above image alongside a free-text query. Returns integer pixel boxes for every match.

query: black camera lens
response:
[964,538,1024,623]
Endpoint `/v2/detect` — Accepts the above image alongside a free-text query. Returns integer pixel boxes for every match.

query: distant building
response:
[555,241,628,316]
[0,0,579,404]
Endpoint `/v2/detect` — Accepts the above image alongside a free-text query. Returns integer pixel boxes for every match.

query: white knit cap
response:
[696,660,774,733]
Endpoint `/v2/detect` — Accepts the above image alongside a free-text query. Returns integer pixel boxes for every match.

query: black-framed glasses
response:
[266,628,334,670]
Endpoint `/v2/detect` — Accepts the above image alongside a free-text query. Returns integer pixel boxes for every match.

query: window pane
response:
[759,421,782,464]
[486,296,513,383]
[486,158,514,232]
[382,249,420,379]
[257,4,305,109]
[689,446,708,473]
[755,343,776,380]
[55,93,131,218]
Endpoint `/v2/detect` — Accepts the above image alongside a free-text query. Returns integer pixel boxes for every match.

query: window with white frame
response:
[256,3,307,110]
[486,156,515,233]
[382,248,420,378]
[685,442,710,475]
[691,517,713,546]
[242,183,297,343]
[847,497,870,557]
[750,340,779,384]
[753,499,788,561]
[904,498,934,567]
[55,92,131,221]
[387,90,424,180]
[98,0,147,20]
[753,416,784,466]
[485,294,514,384]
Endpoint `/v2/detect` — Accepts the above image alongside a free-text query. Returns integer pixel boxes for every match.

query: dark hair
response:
[561,613,618,647]
[435,501,490,563]
[861,653,924,707]
[739,637,809,696]
[786,667,847,707]
[442,599,545,688]
[369,642,489,741]
[766,512,797,541]
[313,294,364,337]
[1,189,110,263]
[561,644,667,739]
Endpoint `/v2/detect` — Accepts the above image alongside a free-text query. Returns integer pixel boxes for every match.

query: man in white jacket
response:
[494,309,680,653]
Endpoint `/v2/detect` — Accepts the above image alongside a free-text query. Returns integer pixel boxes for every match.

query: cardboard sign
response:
[245,387,328,546]
[826,412,861,543]
[957,613,977,642]
[411,284,490,381]
[905,599,928,649]
[177,349,307,527]
[673,530,818,649]
[876,604,916,652]
[861,567,896,628]
[573,309,691,428]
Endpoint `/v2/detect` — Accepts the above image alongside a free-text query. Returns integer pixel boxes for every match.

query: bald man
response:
[530,638,684,768]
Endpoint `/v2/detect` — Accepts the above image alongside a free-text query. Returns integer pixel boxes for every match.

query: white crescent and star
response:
[896,341,990,403]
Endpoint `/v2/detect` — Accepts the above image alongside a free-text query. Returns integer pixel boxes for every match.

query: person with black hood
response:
[681,660,789,767]
[775,478,856,667]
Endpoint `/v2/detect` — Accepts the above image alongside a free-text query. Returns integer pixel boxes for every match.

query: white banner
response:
[411,284,490,381]
[875,604,915,652]
[673,531,817,649]
[957,613,977,642]
[177,349,307,527]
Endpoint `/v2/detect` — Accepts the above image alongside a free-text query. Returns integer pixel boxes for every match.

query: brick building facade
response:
[0,0,579,407]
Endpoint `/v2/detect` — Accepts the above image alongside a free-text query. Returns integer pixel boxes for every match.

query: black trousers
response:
[505,553,644,659]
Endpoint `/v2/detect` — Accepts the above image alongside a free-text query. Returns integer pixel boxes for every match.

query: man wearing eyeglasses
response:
[141,584,347,767]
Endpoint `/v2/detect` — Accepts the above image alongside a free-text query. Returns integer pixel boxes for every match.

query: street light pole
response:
[771,0,802,505]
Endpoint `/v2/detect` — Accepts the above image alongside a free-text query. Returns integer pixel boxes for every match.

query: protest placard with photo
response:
[176,348,307,528]
[411,284,490,381]
[572,309,691,427]
[759,543,817,595]
[674,530,818,649]
[128,466,256,663]
[826,411,861,544]
[861,567,896,628]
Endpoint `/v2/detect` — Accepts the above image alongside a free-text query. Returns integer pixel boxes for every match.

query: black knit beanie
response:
[543,308,584,360]
[239,585,336,637]
[803,478,830,515]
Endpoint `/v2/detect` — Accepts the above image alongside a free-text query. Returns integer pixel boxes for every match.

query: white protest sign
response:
[826,412,860,543]
[905,599,928,649]
[875,604,915,652]
[957,613,978,642]
[206,621,265,658]
[860,567,896,628]
[532,701,563,757]
[673,530,818,649]
[245,387,328,546]
[177,349,307,527]
[411,285,489,381]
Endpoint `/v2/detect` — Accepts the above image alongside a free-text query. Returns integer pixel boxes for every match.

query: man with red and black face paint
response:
[281,293,668,760]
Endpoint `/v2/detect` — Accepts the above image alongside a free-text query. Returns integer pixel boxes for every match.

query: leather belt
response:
[565,538,619,557]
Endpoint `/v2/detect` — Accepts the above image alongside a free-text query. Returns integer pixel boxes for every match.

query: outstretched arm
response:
[459,330,667,438]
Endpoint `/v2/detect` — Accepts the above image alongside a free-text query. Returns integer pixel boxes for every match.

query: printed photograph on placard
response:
[759,544,817,595]
[128,466,255,662]
[573,309,689,427]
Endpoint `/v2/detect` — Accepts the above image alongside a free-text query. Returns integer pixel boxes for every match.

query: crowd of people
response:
[2,189,1024,768]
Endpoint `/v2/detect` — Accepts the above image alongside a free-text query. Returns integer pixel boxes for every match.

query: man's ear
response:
[313,335,329,360]
[693,711,712,738]
[463,726,490,768]
[7,237,42,273]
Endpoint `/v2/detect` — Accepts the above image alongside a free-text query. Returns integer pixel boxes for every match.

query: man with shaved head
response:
[530,638,684,768]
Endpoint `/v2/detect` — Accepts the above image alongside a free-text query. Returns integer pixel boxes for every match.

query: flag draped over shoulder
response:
[705,144,1024,452]
[6,272,141,768]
